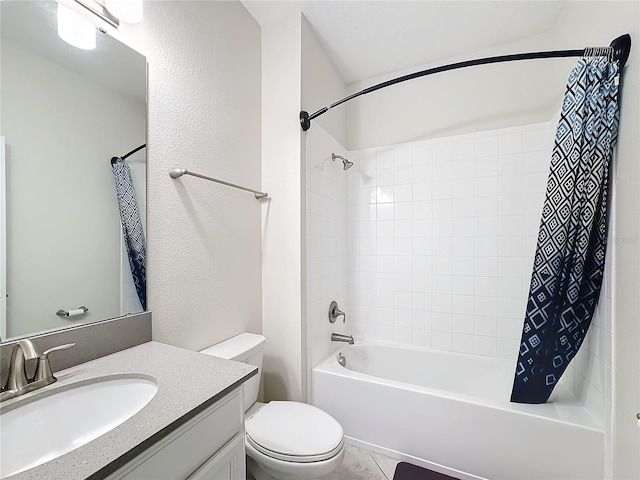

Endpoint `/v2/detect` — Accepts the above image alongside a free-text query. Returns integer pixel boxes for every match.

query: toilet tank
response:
[200,333,265,412]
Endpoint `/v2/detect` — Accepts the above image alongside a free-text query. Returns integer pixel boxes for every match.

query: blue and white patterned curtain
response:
[511,55,620,404]
[112,157,147,311]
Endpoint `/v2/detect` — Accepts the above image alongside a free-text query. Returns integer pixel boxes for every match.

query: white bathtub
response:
[312,342,603,480]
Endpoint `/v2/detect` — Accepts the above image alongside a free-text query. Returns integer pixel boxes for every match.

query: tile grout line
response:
[370,452,392,480]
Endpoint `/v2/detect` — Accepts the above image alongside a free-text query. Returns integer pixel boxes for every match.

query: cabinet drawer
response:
[110,389,243,480]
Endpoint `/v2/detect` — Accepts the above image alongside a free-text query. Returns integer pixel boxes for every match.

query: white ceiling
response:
[242,0,565,84]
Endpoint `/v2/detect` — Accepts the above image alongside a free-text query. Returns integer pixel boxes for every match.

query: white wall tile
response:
[475,176,498,197]
[475,156,498,177]
[474,335,497,356]
[522,126,549,152]
[497,129,522,155]
[452,178,475,198]
[453,159,475,179]
[394,147,413,167]
[335,119,614,420]
[432,141,452,162]
[453,314,474,334]
[376,324,394,343]
[475,134,498,157]
[412,328,431,348]
[431,330,452,351]
[452,295,474,315]
[453,333,474,354]
[453,138,475,160]
[475,196,498,217]
[453,257,474,276]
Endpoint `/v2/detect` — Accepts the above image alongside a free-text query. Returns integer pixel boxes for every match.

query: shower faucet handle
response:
[328,301,346,323]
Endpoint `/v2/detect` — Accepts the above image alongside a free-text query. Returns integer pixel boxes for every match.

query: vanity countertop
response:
[1,341,257,480]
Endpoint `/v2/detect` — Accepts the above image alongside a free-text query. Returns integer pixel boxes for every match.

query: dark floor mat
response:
[393,462,461,480]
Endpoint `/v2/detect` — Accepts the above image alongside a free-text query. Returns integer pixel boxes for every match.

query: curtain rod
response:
[300,34,631,131]
[110,144,147,165]
[122,144,146,160]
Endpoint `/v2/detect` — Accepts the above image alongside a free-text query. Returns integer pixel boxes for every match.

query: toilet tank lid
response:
[200,333,265,361]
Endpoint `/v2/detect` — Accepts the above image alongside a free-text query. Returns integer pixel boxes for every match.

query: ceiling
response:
[242,0,565,84]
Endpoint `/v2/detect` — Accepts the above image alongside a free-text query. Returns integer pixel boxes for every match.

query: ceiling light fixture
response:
[104,0,142,25]
[57,2,96,50]
[55,0,143,50]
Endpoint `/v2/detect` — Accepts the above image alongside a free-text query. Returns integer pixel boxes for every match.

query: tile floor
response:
[320,444,400,480]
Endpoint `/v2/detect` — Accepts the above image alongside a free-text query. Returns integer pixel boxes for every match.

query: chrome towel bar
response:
[169,168,268,199]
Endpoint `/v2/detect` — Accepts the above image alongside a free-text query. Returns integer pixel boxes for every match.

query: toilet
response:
[201,333,345,480]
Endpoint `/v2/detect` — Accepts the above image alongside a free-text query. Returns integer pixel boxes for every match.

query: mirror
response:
[0,0,147,342]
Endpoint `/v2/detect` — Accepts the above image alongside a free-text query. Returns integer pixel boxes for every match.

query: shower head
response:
[332,153,353,170]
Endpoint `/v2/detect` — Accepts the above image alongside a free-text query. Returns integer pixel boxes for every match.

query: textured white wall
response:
[261,14,304,402]
[301,16,348,149]
[117,1,263,350]
[1,40,144,339]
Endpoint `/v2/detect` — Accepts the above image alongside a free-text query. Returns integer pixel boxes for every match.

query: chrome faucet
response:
[1,340,75,402]
[331,333,354,345]
[4,340,39,391]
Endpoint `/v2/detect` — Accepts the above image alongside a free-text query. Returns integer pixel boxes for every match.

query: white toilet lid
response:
[246,401,344,463]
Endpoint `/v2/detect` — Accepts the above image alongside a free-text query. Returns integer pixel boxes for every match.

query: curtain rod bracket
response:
[300,111,311,131]
[610,34,631,71]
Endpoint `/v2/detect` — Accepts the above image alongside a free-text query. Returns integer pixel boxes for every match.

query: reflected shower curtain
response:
[111,157,147,311]
[511,55,620,404]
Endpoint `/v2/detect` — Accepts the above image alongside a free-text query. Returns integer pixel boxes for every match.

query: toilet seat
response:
[245,401,344,463]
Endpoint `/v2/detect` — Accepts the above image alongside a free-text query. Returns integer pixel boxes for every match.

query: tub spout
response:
[331,333,354,345]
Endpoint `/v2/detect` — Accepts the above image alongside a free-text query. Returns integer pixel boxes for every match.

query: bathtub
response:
[312,342,603,480]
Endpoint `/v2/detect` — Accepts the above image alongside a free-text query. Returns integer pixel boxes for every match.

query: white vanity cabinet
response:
[106,388,245,480]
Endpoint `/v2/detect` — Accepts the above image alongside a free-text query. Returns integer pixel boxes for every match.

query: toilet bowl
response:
[201,333,345,480]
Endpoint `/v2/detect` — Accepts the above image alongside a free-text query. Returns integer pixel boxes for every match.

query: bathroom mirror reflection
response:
[0,0,147,342]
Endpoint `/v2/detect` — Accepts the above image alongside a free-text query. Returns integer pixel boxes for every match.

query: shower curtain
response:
[111,157,147,311]
[511,54,620,404]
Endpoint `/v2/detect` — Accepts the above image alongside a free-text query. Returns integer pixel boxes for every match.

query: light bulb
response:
[57,3,96,50]
[105,0,142,24]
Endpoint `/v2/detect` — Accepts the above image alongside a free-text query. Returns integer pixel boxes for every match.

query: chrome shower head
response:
[332,153,353,170]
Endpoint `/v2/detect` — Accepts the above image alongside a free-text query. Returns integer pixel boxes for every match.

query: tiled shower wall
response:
[305,121,613,438]
[346,123,554,361]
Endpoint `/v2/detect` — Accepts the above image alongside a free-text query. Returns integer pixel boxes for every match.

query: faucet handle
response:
[33,343,75,383]
[42,343,76,357]
[328,301,347,323]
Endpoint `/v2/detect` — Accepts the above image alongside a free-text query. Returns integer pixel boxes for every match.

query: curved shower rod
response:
[110,144,147,165]
[300,34,631,131]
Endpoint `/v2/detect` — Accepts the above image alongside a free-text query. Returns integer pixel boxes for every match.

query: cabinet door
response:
[107,390,243,480]
[187,434,245,480]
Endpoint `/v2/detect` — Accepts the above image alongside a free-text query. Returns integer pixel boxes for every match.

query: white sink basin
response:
[0,376,158,478]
